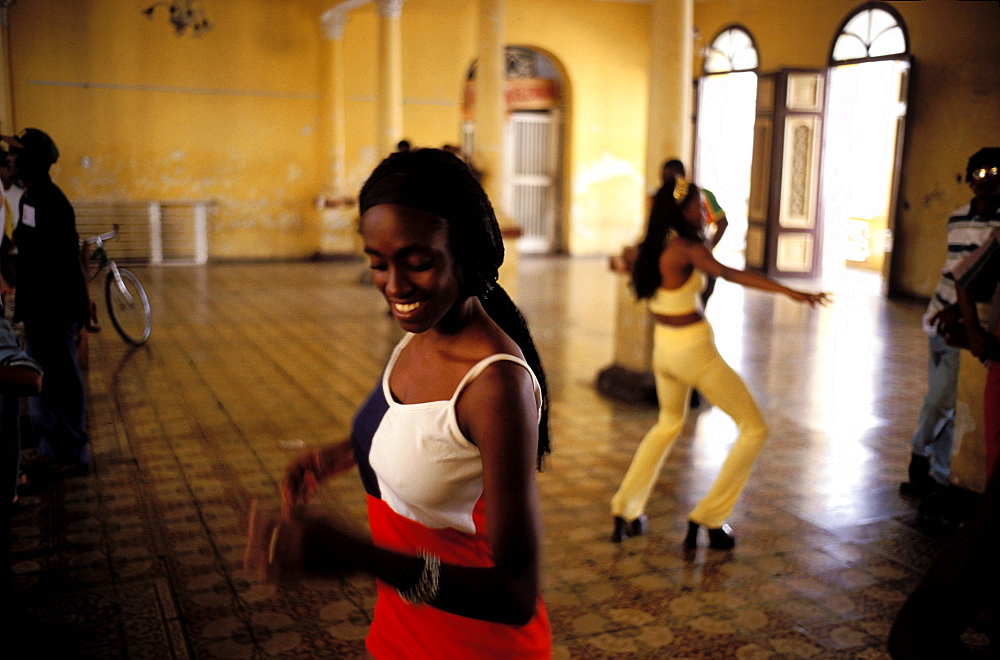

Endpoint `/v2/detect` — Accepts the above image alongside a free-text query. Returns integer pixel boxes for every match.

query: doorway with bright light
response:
[820,3,910,294]
[694,26,758,270]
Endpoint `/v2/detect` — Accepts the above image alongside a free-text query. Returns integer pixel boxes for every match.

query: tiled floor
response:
[8,257,991,658]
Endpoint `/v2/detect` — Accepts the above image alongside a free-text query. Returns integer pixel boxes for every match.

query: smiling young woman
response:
[244,148,552,658]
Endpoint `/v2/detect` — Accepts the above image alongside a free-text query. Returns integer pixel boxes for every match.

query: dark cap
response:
[10,128,60,165]
[967,147,1000,182]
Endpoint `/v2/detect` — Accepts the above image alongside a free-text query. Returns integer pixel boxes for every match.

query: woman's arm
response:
[281,439,357,508]
[709,215,729,249]
[257,362,543,625]
[685,240,830,306]
[951,281,990,357]
[447,360,543,623]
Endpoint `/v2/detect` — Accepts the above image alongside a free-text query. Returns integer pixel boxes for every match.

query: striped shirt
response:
[924,200,1000,334]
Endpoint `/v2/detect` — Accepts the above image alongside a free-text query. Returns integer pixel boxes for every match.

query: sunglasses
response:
[971,166,999,181]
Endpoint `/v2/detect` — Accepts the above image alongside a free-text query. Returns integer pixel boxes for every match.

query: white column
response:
[474,0,505,213]
[376,0,404,156]
[646,0,693,182]
[193,202,208,264]
[148,202,163,265]
[474,0,520,291]
[320,9,349,192]
[600,0,694,398]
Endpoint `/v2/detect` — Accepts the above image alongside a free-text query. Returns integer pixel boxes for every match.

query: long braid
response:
[479,285,551,470]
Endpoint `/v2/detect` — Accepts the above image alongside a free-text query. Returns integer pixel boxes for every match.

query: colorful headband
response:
[673,176,689,201]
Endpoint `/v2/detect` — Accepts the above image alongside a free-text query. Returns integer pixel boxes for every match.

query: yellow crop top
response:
[647,270,706,316]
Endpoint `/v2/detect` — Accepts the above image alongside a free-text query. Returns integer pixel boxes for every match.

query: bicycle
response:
[83,225,152,346]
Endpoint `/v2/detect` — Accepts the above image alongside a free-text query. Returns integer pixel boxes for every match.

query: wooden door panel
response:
[746,69,826,277]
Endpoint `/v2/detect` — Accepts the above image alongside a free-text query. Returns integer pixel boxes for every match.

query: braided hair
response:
[632,179,703,300]
[358,148,551,469]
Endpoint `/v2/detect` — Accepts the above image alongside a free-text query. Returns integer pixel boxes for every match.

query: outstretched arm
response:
[686,240,830,307]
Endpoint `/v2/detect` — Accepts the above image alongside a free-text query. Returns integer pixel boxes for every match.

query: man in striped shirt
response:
[903,148,1000,501]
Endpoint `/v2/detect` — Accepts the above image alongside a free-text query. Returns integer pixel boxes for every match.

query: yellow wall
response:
[3,0,650,259]
[693,0,1000,298]
[6,0,996,274]
[505,0,651,254]
[339,1,477,189]
[8,0,331,259]
[338,0,651,256]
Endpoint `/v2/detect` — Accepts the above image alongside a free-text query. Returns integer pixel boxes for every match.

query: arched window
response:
[831,2,908,64]
[703,26,758,74]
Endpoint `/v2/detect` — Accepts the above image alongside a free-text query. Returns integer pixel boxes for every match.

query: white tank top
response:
[368,333,543,534]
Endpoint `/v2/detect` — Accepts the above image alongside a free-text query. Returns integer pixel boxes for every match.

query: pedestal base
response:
[596,364,656,405]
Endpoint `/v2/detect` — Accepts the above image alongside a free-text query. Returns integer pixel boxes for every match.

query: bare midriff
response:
[652,312,703,326]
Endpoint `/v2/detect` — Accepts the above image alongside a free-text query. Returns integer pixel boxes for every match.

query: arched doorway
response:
[463,46,566,254]
[821,2,910,291]
[695,25,759,265]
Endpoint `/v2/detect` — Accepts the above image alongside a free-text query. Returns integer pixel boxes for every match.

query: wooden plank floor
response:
[9,257,990,658]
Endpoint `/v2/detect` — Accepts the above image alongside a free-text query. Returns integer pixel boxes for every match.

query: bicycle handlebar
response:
[84,224,119,245]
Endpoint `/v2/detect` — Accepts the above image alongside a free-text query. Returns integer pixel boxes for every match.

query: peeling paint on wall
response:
[569,153,644,255]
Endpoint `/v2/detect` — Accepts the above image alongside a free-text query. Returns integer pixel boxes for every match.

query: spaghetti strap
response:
[451,354,542,418]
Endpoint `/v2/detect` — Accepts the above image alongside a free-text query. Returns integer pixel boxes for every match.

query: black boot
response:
[611,515,649,543]
[707,523,736,549]
[900,454,933,497]
[683,521,736,549]
[683,521,699,549]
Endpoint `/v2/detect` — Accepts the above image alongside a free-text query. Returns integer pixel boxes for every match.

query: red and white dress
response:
[351,333,551,659]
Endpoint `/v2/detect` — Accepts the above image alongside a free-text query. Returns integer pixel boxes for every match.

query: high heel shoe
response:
[610,514,649,543]
[708,523,736,549]
[683,521,699,548]
[683,521,736,549]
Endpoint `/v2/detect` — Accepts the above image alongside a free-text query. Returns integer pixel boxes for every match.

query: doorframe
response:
[824,1,911,295]
[461,46,567,254]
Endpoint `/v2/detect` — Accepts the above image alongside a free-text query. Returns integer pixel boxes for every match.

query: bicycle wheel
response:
[105,267,152,345]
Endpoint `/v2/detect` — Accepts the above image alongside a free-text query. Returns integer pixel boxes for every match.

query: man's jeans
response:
[910,334,959,485]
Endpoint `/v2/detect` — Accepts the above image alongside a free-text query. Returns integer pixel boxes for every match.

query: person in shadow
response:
[890,158,1000,657]
[1,129,91,479]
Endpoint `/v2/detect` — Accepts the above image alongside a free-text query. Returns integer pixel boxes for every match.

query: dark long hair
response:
[359,148,551,468]
[632,180,703,300]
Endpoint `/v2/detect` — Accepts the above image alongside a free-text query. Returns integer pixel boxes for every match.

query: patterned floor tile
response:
[7,260,994,658]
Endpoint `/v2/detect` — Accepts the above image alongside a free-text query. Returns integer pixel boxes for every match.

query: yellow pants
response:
[611,320,767,528]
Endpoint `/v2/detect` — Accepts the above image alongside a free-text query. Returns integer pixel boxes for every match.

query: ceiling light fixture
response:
[141,1,212,36]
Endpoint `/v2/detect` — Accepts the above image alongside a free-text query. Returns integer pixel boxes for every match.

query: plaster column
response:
[320,10,348,192]
[317,8,357,254]
[597,0,693,403]
[474,0,505,214]
[376,0,404,157]
[475,0,518,291]
[645,0,693,185]
[0,1,15,131]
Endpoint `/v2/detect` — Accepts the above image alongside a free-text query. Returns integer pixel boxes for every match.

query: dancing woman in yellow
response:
[610,177,829,548]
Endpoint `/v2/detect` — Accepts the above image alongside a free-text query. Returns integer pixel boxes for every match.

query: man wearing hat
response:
[1,128,90,473]
[902,148,1000,515]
